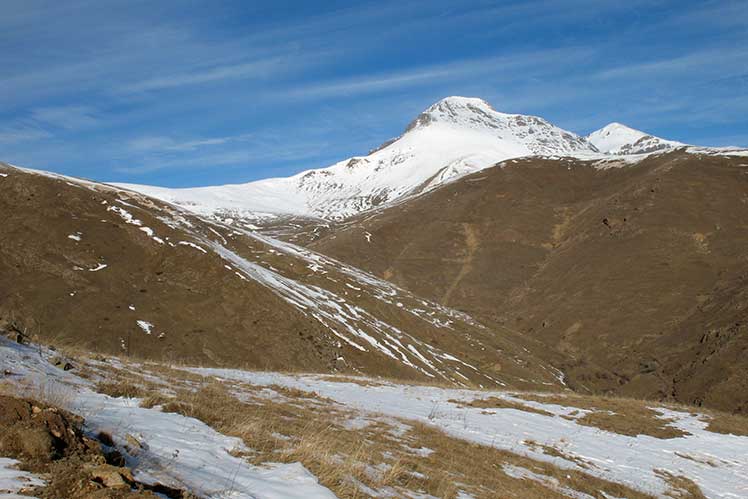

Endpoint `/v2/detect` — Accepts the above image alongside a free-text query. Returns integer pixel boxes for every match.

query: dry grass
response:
[655,469,707,498]
[699,411,748,437]
[155,381,381,497]
[66,354,736,498]
[404,422,654,499]
[104,366,657,499]
[317,375,387,387]
[0,377,75,410]
[449,396,553,417]
[523,439,595,469]
[515,393,689,439]
[96,379,150,399]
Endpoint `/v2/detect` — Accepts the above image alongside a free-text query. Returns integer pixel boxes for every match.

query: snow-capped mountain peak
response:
[119,98,670,223]
[404,96,593,154]
[405,96,498,131]
[588,122,684,155]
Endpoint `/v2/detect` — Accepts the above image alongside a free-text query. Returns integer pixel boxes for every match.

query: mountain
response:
[308,150,748,414]
[116,97,598,222]
[5,97,748,413]
[0,161,564,390]
[588,122,685,155]
[118,98,747,229]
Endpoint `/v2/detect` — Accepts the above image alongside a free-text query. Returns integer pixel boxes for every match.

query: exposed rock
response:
[89,464,134,489]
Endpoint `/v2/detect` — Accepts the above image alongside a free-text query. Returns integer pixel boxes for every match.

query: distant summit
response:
[588,122,684,155]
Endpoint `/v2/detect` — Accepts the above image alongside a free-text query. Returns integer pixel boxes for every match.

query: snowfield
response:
[0,339,337,499]
[2,337,748,498]
[189,369,748,499]
[0,457,44,498]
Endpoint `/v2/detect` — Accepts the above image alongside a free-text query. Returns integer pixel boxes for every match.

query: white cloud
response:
[120,58,289,93]
[127,134,251,153]
[593,47,748,81]
[286,47,596,100]
[0,126,51,144]
[30,105,99,130]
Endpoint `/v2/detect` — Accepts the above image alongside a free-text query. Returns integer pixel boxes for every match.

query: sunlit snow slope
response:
[115,97,746,224]
[116,97,597,220]
[587,122,685,155]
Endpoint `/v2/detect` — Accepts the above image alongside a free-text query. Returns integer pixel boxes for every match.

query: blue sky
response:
[1,0,746,187]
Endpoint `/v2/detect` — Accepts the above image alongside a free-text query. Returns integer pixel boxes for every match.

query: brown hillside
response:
[310,151,748,413]
[0,163,562,390]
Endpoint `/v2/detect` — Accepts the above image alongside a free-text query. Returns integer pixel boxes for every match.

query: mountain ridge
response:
[112,97,603,223]
[115,96,746,226]
[0,160,563,389]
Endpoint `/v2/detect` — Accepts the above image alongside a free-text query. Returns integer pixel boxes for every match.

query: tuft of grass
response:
[655,469,707,498]
[515,393,689,439]
[449,396,554,417]
[317,375,387,387]
[96,379,149,399]
[1,377,75,410]
[523,439,595,469]
[699,412,748,437]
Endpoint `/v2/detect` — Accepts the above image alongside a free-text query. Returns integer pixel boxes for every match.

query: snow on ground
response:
[3,333,747,498]
[502,464,596,499]
[136,320,153,334]
[0,457,44,498]
[686,146,748,157]
[178,240,208,253]
[0,339,337,499]
[189,369,748,499]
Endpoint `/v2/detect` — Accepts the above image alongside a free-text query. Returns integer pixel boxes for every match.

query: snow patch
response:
[136,320,154,335]
[0,457,45,498]
[0,340,338,499]
[107,205,142,225]
[177,241,208,253]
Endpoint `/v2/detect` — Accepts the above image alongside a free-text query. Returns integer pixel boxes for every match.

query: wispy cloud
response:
[116,136,330,175]
[120,58,289,93]
[285,47,597,100]
[127,134,251,152]
[30,105,99,130]
[0,126,51,145]
[593,46,748,81]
